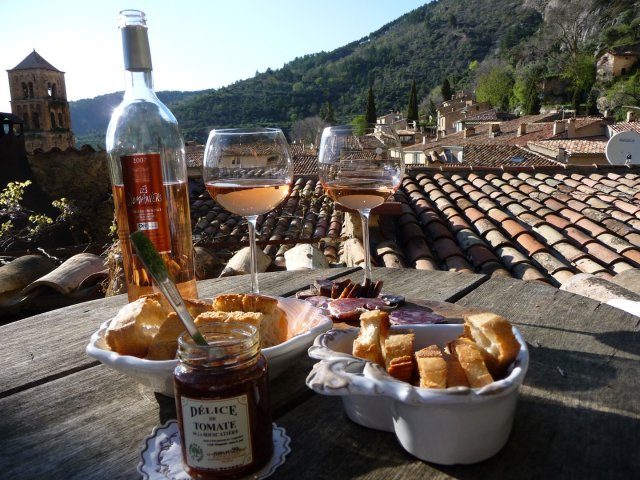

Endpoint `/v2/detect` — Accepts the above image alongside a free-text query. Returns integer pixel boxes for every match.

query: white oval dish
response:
[86,296,332,396]
[306,324,529,465]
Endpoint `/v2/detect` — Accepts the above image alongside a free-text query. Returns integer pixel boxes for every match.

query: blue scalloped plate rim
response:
[137,420,291,480]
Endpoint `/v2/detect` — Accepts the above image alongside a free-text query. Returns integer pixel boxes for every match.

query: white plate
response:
[86,296,332,396]
[137,421,290,480]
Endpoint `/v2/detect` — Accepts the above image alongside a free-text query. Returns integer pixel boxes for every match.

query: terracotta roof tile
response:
[516,233,548,255]
[582,243,624,267]
[444,255,474,272]
[531,251,570,275]
[501,218,528,238]
[432,237,464,261]
[467,244,500,266]
[565,226,596,247]
[575,217,607,237]
[575,257,609,275]
[533,224,566,246]
[496,245,532,267]
[484,229,512,249]
[554,241,589,262]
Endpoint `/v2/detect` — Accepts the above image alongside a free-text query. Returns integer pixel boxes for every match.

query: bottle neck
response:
[123,70,155,97]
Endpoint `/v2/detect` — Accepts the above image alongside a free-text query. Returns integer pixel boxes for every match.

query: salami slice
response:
[328,297,371,322]
[390,308,446,325]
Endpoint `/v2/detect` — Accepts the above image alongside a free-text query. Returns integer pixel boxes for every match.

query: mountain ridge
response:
[69,0,640,147]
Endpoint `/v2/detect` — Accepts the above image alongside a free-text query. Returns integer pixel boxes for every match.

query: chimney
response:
[488,123,500,137]
[553,120,566,136]
[517,123,527,137]
[567,118,576,138]
[464,127,475,138]
[627,111,637,122]
[557,147,567,163]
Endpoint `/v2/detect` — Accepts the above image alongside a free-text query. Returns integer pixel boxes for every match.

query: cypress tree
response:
[320,102,336,125]
[366,86,377,125]
[407,80,419,126]
[441,77,452,102]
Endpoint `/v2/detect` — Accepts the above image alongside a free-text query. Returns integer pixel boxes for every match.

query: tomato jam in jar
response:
[174,323,272,479]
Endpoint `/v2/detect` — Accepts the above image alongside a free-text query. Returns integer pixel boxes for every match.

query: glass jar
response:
[174,323,272,479]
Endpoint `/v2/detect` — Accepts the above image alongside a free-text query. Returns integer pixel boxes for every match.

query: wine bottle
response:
[106,9,198,302]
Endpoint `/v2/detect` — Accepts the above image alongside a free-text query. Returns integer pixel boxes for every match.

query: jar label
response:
[179,394,253,471]
[120,153,171,253]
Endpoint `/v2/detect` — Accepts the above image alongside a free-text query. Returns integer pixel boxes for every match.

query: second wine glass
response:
[203,128,293,294]
[318,124,404,283]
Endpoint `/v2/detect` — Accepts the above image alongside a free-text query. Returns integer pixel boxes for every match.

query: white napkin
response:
[606,298,640,317]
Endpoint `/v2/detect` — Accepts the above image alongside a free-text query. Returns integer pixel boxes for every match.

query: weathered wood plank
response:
[0,268,358,395]
[273,391,639,479]
[339,267,488,302]
[0,353,320,480]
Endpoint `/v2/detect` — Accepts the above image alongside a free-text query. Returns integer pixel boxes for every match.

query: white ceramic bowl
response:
[86,297,332,397]
[306,324,529,465]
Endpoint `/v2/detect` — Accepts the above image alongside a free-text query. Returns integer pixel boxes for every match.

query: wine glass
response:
[203,128,293,294]
[318,123,404,283]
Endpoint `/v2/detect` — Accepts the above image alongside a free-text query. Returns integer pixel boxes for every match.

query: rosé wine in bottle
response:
[106,10,197,302]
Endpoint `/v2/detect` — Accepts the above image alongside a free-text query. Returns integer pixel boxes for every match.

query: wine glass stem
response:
[247,215,260,294]
[360,209,372,282]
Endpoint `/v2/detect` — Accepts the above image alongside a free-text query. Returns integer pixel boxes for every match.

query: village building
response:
[596,45,640,83]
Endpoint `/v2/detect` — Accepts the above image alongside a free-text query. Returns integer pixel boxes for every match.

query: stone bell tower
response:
[7,50,75,153]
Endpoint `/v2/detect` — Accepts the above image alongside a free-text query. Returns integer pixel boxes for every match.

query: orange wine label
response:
[120,153,171,253]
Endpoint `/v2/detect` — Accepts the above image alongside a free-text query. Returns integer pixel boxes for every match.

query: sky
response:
[0,0,428,112]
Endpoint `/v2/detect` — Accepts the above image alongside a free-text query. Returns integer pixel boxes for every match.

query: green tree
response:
[561,52,596,115]
[319,102,336,125]
[598,71,640,114]
[475,66,514,111]
[365,86,377,124]
[586,88,598,116]
[406,80,419,125]
[524,83,541,115]
[441,77,452,102]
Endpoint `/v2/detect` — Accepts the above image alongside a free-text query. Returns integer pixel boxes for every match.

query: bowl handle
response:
[306,356,391,396]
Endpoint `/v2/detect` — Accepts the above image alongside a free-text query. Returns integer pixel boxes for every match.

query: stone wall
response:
[27,146,114,245]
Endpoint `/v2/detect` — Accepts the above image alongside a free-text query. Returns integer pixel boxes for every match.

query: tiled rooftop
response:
[189,159,640,288]
[528,137,608,155]
[460,144,561,167]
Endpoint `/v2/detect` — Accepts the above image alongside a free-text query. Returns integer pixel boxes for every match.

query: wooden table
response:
[1,267,638,479]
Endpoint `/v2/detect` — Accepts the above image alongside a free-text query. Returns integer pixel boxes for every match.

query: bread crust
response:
[146,313,186,360]
[448,338,494,388]
[105,296,165,357]
[463,312,520,378]
[194,308,287,348]
[352,310,390,366]
[444,352,470,387]
[415,345,447,388]
[387,355,414,383]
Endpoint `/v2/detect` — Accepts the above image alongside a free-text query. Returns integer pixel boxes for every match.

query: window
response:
[22,82,28,98]
[50,112,56,128]
[28,82,34,98]
[47,83,57,97]
[58,113,63,127]
[33,113,40,129]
